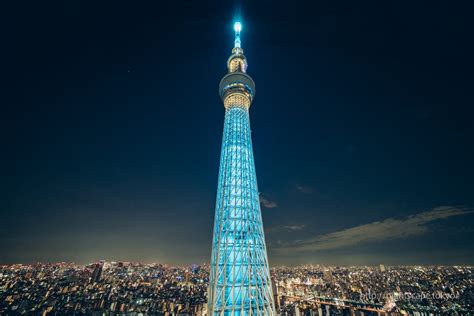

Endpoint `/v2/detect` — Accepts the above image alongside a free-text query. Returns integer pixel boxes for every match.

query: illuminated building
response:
[208,22,275,315]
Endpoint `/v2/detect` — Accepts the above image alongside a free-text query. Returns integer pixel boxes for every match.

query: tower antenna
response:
[234,21,242,48]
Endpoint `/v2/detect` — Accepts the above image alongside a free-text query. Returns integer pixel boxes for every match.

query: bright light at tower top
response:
[234,22,242,33]
[233,22,242,49]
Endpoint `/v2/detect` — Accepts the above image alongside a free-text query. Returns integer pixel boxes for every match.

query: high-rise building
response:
[208,22,275,315]
[90,261,103,283]
[272,279,281,311]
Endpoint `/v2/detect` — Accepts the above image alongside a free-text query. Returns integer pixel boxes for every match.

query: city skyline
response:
[2,0,474,266]
[3,262,471,314]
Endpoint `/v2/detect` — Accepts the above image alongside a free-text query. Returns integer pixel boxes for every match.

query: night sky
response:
[2,0,473,266]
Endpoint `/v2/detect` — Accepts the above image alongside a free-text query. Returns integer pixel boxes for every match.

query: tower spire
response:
[234,21,242,48]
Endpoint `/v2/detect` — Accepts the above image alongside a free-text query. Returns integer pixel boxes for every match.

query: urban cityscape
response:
[1,262,472,315]
[3,1,474,316]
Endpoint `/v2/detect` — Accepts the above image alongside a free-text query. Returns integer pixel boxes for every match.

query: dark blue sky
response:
[1,0,473,265]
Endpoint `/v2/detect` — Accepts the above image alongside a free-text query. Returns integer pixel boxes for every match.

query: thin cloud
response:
[274,206,473,253]
[296,185,313,194]
[260,196,278,209]
[267,224,306,233]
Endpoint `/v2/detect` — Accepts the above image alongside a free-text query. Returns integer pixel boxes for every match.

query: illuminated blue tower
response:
[208,22,275,315]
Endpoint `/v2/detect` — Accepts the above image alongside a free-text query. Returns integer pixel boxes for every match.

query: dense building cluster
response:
[271,265,473,315]
[0,262,208,315]
[0,263,472,315]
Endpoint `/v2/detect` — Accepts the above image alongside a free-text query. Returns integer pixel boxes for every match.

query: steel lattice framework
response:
[208,22,276,316]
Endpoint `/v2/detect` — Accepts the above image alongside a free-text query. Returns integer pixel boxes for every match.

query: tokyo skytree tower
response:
[208,22,276,316]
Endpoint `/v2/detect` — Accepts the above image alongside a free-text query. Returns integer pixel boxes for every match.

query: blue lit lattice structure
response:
[208,22,275,316]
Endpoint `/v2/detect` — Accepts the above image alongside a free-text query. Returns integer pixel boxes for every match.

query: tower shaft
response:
[208,22,275,316]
